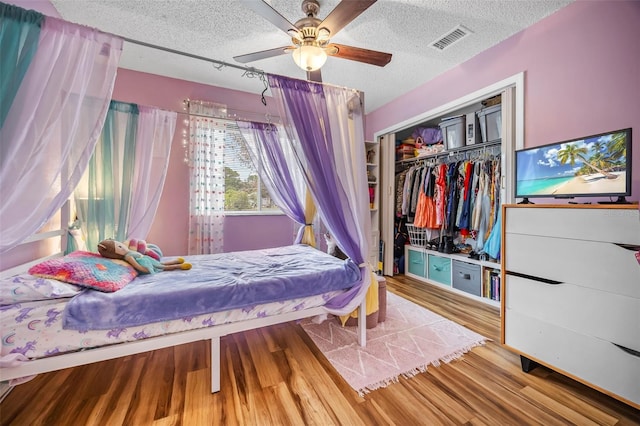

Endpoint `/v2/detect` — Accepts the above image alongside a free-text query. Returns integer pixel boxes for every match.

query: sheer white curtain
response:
[127,106,176,239]
[0,15,122,254]
[75,102,177,251]
[187,101,227,254]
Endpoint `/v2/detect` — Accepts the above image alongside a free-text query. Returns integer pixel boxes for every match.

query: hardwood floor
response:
[1,274,639,425]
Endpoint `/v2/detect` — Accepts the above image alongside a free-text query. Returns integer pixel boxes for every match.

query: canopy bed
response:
[0,3,373,395]
[0,244,365,392]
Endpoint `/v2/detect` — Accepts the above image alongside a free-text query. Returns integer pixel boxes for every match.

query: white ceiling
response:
[50,0,572,113]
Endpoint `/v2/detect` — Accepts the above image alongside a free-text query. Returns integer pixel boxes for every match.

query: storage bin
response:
[407,248,427,277]
[439,116,465,150]
[428,254,451,286]
[476,105,502,142]
[452,260,481,296]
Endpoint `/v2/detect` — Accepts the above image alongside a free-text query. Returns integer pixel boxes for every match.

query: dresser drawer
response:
[428,254,451,286]
[505,207,640,245]
[452,260,481,296]
[406,248,427,278]
[505,233,640,298]
[504,309,640,406]
[505,274,640,352]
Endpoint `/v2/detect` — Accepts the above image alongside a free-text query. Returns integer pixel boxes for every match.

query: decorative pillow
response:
[0,274,83,306]
[28,251,138,292]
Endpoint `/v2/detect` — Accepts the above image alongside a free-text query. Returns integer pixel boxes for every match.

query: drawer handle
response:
[613,343,640,358]
[458,272,471,280]
[506,271,562,285]
[433,265,442,272]
[614,243,640,252]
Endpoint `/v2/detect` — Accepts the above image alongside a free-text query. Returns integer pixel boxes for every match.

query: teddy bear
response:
[97,239,192,274]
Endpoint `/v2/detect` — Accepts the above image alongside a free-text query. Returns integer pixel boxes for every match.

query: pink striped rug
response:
[300,292,488,396]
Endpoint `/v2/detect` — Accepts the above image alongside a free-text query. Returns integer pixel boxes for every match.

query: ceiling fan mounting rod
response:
[301,0,320,17]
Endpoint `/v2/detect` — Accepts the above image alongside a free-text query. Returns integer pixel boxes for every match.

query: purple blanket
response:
[63,244,361,331]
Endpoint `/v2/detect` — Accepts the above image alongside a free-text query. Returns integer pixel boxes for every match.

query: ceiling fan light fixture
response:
[292,43,327,71]
[316,27,330,42]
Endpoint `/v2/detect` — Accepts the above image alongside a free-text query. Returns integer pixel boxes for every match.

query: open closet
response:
[375,73,524,307]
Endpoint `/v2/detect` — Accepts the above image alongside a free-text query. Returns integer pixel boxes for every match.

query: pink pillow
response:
[28,251,138,292]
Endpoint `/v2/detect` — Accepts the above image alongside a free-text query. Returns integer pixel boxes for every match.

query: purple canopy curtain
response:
[266,75,372,316]
[0,14,122,254]
[236,121,309,243]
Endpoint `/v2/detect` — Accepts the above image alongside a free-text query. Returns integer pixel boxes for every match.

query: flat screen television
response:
[515,128,632,203]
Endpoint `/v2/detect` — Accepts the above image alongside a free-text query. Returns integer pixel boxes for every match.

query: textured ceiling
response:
[50,0,572,113]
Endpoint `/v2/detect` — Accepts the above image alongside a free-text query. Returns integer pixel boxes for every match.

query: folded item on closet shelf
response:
[411,127,443,145]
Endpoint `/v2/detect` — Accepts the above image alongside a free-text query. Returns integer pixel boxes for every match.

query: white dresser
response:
[501,204,640,409]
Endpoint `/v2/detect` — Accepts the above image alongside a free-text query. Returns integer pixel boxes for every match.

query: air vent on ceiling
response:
[429,25,472,51]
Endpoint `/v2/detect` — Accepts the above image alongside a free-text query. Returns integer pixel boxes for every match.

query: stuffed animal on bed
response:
[97,239,191,274]
[123,238,162,261]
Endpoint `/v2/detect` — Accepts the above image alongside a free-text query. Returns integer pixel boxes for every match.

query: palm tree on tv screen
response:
[607,131,627,164]
[556,143,617,179]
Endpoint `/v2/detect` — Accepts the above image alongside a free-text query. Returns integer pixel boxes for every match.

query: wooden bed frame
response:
[0,231,367,393]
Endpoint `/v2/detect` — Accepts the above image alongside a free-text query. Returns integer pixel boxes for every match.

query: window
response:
[223,124,279,213]
[187,101,279,214]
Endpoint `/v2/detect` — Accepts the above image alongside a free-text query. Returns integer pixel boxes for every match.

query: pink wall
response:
[7,0,60,17]
[366,0,640,203]
[111,70,296,256]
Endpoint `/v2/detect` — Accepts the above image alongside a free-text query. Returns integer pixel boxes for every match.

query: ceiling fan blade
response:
[240,0,299,35]
[234,46,294,64]
[327,43,392,67]
[307,69,322,83]
[319,0,376,37]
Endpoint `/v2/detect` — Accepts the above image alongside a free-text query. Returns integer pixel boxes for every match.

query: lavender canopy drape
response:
[236,121,309,243]
[266,75,372,316]
[0,13,122,254]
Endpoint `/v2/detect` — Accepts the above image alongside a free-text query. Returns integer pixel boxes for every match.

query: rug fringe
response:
[356,339,487,397]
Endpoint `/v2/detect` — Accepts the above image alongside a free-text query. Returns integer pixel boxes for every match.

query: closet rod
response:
[120,36,264,77]
[396,139,502,166]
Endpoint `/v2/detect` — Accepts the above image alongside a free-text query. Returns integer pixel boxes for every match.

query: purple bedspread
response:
[63,244,361,331]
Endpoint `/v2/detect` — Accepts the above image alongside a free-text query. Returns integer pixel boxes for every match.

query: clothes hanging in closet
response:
[394,153,502,253]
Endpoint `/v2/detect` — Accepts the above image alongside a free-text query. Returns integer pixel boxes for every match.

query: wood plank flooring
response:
[1,274,639,425]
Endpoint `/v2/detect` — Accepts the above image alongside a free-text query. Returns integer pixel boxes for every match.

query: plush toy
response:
[123,238,162,261]
[97,239,191,274]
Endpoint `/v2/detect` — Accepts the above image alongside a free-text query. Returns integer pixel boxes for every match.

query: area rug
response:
[300,292,488,396]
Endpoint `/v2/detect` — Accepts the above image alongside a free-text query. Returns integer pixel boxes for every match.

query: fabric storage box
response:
[428,254,451,286]
[439,116,465,150]
[452,260,481,296]
[407,248,427,277]
[476,104,502,142]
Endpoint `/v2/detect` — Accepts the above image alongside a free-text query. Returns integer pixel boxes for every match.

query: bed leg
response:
[358,298,367,347]
[211,336,221,393]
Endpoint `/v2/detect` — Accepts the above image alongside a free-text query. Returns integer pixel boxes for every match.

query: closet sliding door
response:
[380,132,396,276]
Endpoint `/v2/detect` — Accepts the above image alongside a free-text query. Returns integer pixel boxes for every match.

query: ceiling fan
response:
[234,0,392,82]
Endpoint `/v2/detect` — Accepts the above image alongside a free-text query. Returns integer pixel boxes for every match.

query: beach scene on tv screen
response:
[516,131,628,197]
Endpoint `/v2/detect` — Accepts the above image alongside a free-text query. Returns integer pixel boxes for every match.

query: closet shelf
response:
[396,139,501,166]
